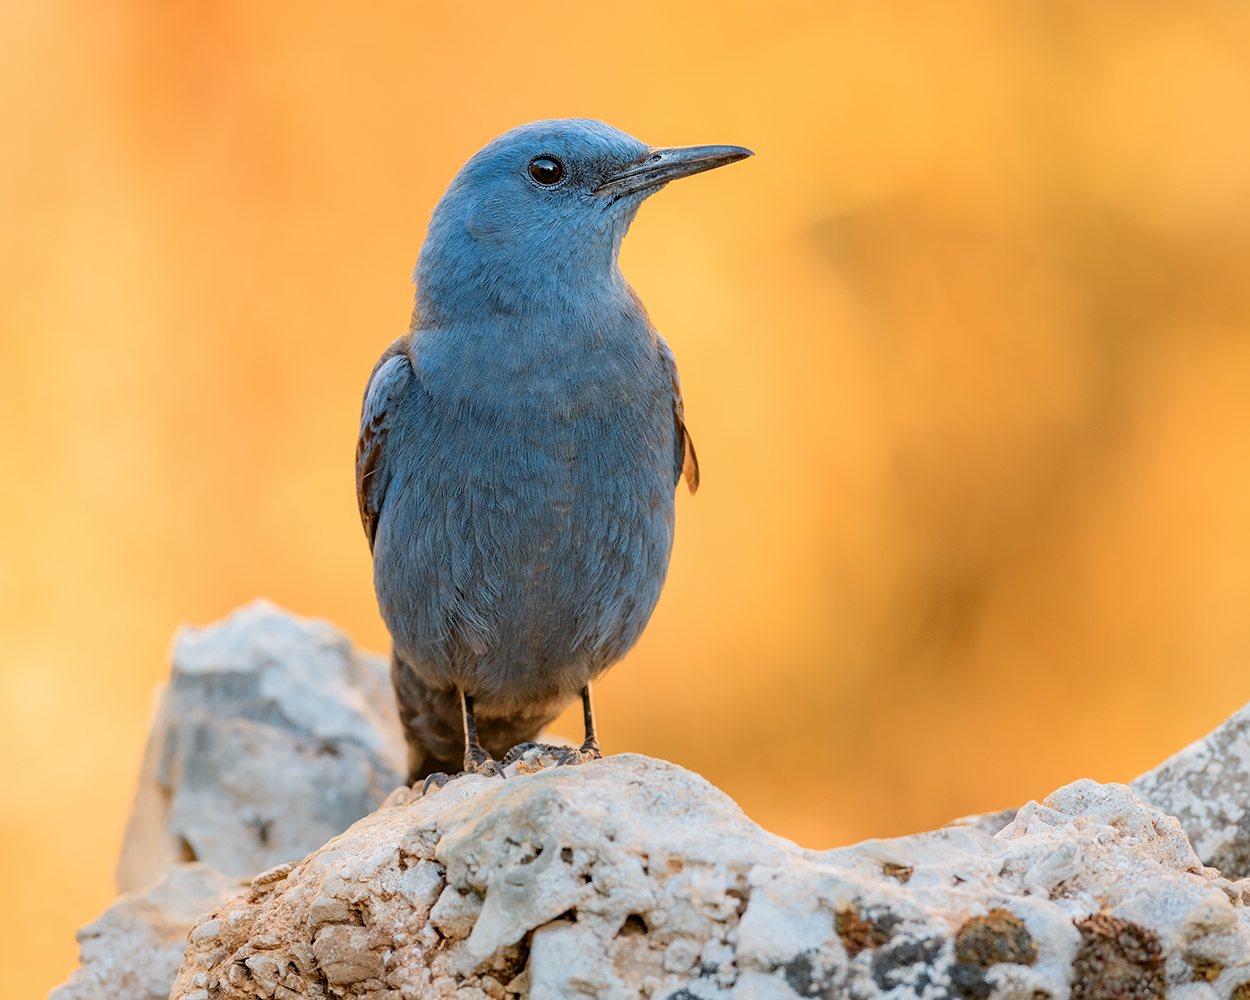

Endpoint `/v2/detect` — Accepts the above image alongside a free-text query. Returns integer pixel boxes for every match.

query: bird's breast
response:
[411,318,671,471]
[374,312,680,677]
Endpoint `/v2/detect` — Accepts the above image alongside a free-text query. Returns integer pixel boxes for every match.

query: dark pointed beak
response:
[593,143,754,200]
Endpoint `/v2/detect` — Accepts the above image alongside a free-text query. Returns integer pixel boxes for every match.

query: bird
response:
[355,118,752,789]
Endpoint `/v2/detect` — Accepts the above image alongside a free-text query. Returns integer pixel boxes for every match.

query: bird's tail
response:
[391,652,565,783]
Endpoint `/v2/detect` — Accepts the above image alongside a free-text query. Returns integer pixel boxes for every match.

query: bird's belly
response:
[372,402,676,710]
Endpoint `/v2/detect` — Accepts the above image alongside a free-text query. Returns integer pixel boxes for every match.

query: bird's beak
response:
[593,144,754,200]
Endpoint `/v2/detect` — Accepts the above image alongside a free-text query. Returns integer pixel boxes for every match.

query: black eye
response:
[529,156,564,185]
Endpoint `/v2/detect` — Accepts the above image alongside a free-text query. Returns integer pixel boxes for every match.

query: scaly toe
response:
[556,746,603,767]
[501,742,541,767]
[463,755,506,780]
[502,742,575,768]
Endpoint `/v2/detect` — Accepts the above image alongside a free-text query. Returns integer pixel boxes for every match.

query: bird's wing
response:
[356,334,415,551]
[658,335,699,494]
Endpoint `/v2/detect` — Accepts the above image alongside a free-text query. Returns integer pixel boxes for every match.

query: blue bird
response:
[356,119,752,788]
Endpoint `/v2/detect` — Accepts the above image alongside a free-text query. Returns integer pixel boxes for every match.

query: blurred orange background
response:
[7,0,1250,994]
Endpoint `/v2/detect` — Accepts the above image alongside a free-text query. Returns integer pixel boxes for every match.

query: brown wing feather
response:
[658,335,699,495]
[680,418,699,494]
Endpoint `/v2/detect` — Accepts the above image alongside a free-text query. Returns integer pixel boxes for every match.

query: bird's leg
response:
[500,684,604,769]
[421,689,505,795]
[461,690,506,778]
[556,684,603,767]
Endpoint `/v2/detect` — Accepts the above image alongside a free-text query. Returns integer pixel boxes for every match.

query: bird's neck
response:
[413,200,639,328]
[416,250,624,327]
[413,275,656,407]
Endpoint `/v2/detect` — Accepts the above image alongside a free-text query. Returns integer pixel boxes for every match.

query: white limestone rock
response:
[170,754,1250,1000]
[1132,704,1250,880]
[945,809,1019,837]
[55,595,1250,1000]
[115,600,408,891]
[48,863,244,1000]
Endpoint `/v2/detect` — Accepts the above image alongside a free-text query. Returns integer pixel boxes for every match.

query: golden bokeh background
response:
[7,1,1250,994]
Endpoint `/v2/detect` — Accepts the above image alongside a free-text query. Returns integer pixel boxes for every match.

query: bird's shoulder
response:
[363,332,417,404]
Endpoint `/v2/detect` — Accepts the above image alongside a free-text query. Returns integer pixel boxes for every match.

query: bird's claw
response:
[464,755,506,780]
[421,772,452,796]
[556,744,603,767]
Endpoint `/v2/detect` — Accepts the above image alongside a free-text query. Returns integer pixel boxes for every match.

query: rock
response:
[115,599,408,891]
[49,863,245,1000]
[170,754,1250,1000]
[54,598,1250,1000]
[1132,704,1250,880]
[946,808,1019,838]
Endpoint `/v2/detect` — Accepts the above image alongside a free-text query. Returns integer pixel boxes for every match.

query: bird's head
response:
[413,119,752,323]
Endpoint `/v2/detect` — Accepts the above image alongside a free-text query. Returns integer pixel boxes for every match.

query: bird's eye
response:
[529,156,565,185]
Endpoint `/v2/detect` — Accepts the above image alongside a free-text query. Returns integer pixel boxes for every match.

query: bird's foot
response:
[500,742,573,769]
[419,752,505,797]
[556,741,602,767]
[501,742,574,774]
[499,740,601,772]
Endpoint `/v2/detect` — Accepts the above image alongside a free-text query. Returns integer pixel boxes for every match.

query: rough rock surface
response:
[49,597,1250,1000]
[1132,705,1250,880]
[116,600,408,891]
[170,753,1250,1000]
[49,864,245,1000]
[946,809,1019,837]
